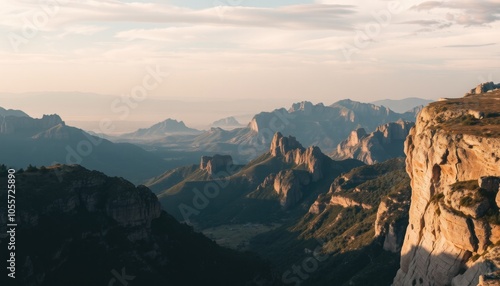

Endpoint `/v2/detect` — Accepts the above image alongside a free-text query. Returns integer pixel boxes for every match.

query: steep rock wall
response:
[394,91,500,286]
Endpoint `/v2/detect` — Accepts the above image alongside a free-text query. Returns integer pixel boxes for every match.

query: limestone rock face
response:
[331,120,415,164]
[270,132,327,182]
[393,90,500,286]
[200,154,233,175]
[267,132,336,209]
[273,170,311,209]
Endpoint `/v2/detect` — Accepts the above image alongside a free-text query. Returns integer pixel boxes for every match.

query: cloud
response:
[412,0,500,26]
[0,1,358,31]
[444,43,496,48]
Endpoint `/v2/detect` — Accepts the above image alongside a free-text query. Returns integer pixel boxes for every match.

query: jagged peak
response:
[288,101,325,113]
[41,114,65,125]
[200,154,233,175]
[269,132,304,157]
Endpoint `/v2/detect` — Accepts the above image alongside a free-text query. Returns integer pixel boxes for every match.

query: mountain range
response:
[149,131,412,285]
[113,99,420,164]
[371,97,434,113]
[0,113,169,183]
[1,85,499,285]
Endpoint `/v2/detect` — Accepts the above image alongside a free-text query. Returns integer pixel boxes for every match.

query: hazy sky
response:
[0,0,499,131]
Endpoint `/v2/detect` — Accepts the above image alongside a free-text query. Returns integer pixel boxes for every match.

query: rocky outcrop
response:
[267,132,332,209]
[466,82,500,96]
[270,132,327,181]
[273,170,311,209]
[330,195,372,210]
[374,194,411,253]
[200,154,233,175]
[331,120,414,164]
[268,132,331,209]
[0,114,64,135]
[393,90,500,286]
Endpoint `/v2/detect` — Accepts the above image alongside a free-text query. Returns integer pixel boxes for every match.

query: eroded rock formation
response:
[393,89,500,286]
[200,154,233,175]
[331,120,414,164]
[267,132,330,209]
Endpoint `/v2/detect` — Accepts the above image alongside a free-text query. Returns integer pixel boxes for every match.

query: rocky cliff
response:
[269,132,331,208]
[200,154,234,175]
[393,89,500,286]
[331,120,414,164]
[466,82,500,96]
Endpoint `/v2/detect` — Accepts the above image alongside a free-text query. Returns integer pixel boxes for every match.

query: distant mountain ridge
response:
[147,99,419,162]
[122,118,201,139]
[0,106,29,117]
[0,108,170,183]
[371,97,434,113]
[210,116,243,128]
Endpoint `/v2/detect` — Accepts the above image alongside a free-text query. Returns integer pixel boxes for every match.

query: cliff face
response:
[270,132,328,182]
[394,90,500,286]
[269,132,330,208]
[200,154,233,175]
[331,120,414,164]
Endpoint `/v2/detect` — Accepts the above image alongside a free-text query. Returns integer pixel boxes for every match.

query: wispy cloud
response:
[444,43,496,48]
[412,0,500,26]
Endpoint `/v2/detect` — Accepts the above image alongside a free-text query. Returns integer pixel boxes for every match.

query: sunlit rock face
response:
[393,89,500,286]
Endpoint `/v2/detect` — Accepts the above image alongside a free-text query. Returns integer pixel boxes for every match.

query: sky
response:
[0,0,499,131]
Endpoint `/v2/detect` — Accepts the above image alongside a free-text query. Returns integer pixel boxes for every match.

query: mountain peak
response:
[122,118,200,139]
[269,132,304,157]
[210,116,242,128]
[288,101,325,113]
